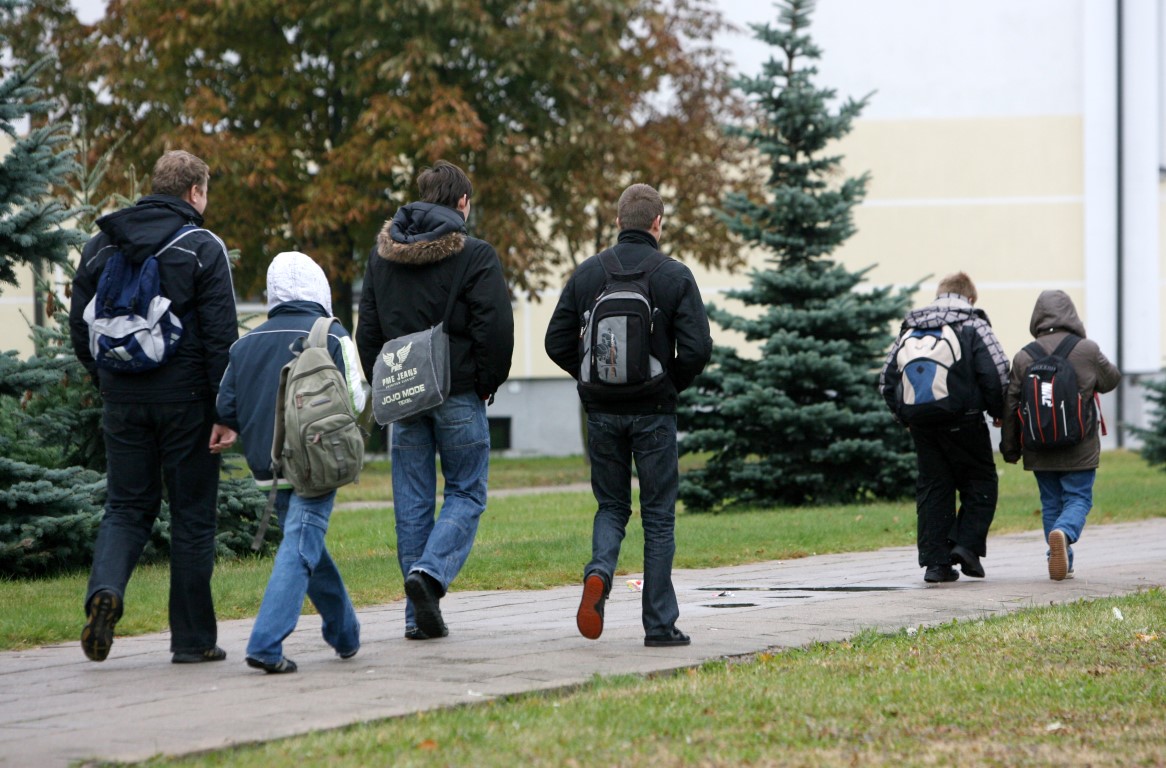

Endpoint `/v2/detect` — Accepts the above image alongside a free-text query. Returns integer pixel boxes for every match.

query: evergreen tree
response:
[1130,377,1166,468]
[0,0,86,287]
[678,0,916,511]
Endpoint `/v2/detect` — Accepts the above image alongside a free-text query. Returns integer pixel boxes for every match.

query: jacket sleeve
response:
[544,271,582,378]
[877,336,902,421]
[215,353,240,431]
[999,350,1027,461]
[466,245,514,398]
[970,322,1007,419]
[1091,344,1122,395]
[194,233,239,395]
[68,236,107,384]
[667,265,712,394]
[355,252,385,384]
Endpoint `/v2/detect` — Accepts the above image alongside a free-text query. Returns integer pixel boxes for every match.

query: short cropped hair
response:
[617,184,664,232]
[417,160,473,208]
[150,150,210,198]
[937,272,977,303]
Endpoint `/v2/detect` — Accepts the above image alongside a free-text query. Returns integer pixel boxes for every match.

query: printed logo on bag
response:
[1017,335,1091,450]
[577,249,669,402]
[893,322,976,425]
[83,225,200,373]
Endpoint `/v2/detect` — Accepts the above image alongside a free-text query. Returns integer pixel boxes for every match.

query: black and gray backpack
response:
[577,248,669,401]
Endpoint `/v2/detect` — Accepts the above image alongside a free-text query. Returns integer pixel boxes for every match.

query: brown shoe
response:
[81,590,121,662]
[576,573,607,640]
[1048,529,1069,581]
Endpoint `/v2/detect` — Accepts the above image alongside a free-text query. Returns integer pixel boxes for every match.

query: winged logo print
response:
[398,341,413,365]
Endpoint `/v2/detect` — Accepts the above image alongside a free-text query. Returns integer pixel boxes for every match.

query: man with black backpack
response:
[69,150,238,664]
[1000,290,1120,581]
[879,272,1009,584]
[545,183,712,647]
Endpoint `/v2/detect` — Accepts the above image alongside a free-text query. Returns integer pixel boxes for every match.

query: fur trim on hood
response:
[376,201,466,265]
[266,251,332,315]
[1028,290,1087,339]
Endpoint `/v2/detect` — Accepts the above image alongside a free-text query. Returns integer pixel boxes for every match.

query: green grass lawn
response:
[138,588,1166,768]
[1,450,1162,651]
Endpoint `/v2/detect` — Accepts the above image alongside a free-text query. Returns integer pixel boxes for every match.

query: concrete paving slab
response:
[1,519,1163,767]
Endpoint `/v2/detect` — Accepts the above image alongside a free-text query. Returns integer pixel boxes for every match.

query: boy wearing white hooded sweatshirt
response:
[211,252,367,673]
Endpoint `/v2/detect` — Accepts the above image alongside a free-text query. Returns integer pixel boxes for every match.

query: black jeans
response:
[585,412,680,636]
[86,399,221,653]
[910,416,998,568]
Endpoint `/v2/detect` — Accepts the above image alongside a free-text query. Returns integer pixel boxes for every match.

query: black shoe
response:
[81,589,121,662]
[338,647,360,659]
[246,656,297,674]
[950,545,985,578]
[576,573,608,640]
[405,624,448,640]
[404,571,447,639]
[923,564,960,583]
[172,646,227,664]
[645,627,691,647]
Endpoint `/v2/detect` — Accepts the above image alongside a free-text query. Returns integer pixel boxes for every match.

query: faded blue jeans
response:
[246,490,360,664]
[585,412,680,637]
[391,392,490,628]
[1034,469,1096,571]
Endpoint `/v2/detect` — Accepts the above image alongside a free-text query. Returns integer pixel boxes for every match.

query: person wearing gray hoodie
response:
[1000,290,1121,581]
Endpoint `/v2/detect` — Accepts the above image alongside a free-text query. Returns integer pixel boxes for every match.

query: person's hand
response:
[209,424,237,454]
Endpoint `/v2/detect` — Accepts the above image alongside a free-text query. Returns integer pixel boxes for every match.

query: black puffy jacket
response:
[68,195,238,403]
[355,202,513,400]
[544,229,712,415]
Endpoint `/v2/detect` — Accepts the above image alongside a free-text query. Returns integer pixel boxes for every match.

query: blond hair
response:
[150,150,209,198]
[936,272,977,303]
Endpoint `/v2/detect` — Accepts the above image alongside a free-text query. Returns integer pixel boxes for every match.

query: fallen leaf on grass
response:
[418,739,438,751]
[1045,721,1065,732]
[1136,633,1159,642]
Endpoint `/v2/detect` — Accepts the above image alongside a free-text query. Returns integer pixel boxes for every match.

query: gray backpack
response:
[252,317,364,549]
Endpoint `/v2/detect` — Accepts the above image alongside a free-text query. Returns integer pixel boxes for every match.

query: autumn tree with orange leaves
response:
[24,0,752,327]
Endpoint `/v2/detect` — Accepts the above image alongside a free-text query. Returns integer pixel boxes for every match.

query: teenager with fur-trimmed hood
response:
[356,160,513,641]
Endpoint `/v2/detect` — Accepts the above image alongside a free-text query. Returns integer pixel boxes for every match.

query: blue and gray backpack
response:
[83,224,201,373]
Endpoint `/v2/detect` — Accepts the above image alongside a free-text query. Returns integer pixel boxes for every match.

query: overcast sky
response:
[68,0,778,80]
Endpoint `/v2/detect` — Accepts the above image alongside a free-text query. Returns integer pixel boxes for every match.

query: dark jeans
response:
[910,416,998,567]
[86,399,221,653]
[585,412,680,636]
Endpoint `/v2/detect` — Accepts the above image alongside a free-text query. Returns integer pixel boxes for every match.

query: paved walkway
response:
[2,518,1163,767]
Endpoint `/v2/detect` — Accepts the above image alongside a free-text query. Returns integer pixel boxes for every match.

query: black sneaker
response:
[405,625,448,640]
[923,564,960,583]
[950,545,985,578]
[404,571,447,639]
[172,646,227,664]
[246,656,297,674]
[644,627,691,647]
[81,589,121,662]
[576,573,607,640]
[338,647,359,659]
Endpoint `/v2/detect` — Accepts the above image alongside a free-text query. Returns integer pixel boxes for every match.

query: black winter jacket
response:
[68,195,238,403]
[544,229,712,415]
[356,202,513,400]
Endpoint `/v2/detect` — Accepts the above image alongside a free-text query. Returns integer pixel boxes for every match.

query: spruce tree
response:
[678,0,916,511]
[1130,377,1166,468]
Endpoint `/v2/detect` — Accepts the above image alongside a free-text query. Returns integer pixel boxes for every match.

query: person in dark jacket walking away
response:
[879,272,1009,584]
[213,251,366,673]
[1000,290,1121,581]
[356,160,513,640]
[68,150,238,664]
[544,183,712,647]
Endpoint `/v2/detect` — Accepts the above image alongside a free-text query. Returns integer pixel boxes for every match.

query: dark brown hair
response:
[617,183,664,232]
[417,160,473,208]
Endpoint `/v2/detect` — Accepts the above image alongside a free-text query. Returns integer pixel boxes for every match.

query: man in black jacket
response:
[356,160,513,640]
[69,150,238,664]
[545,183,712,647]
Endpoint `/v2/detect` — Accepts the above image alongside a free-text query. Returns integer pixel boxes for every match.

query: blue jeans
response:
[1034,469,1095,571]
[586,412,680,636]
[87,399,220,654]
[246,490,360,663]
[391,392,489,628]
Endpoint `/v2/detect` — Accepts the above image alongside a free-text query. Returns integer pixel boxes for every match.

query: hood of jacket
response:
[375,201,466,265]
[903,293,986,330]
[96,195,204,264]
[1028,289,1087,339]
[266,251,333,315]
